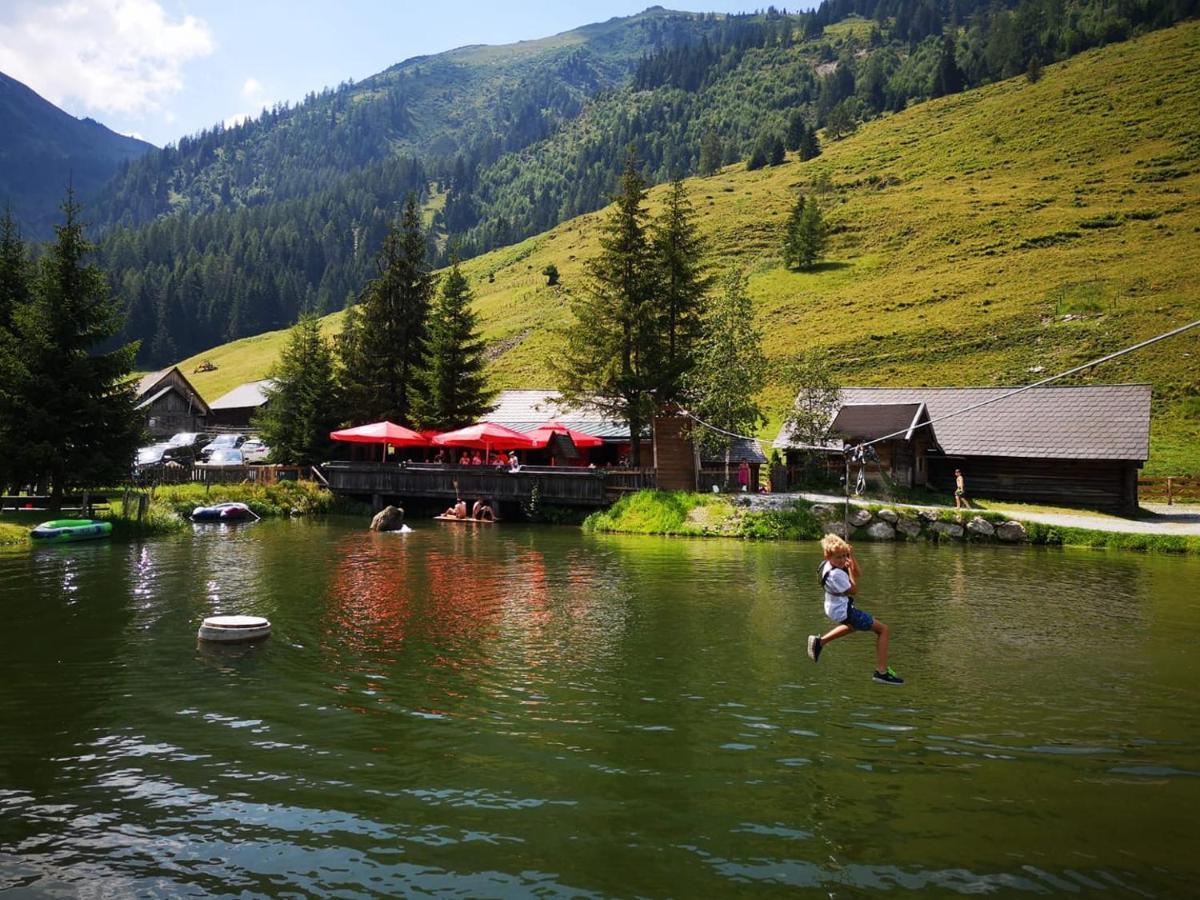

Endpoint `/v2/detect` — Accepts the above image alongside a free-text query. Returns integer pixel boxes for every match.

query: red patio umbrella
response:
[330,421,429,461]
[526,420,604,449]
[432,422,536,457]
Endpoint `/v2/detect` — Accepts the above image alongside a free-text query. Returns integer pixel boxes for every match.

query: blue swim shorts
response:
[842,604,875,632]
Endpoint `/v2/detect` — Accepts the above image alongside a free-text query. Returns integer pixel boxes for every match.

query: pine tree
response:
[254,314,341,465]
[0,210,32,491]
[8,192,143,505]
[339,194,432,425]
[782,192,808,270]
[556,150,659,467]
[798,124,822,162]
[687,268,766,481]
[698,130,723,176]
[417,259,496,430]
[785,110,806,152]
[652,178,711,404]
[784,197,827,271]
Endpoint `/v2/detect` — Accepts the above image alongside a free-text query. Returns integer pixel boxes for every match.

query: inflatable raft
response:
[30,519,113,543]
[191,502,257,522]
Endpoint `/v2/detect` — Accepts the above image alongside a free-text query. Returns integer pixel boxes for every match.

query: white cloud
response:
[0,0,214,117]
[241,77,264,100]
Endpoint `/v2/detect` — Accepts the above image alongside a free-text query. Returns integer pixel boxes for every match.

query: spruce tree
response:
[10,192,143,505]
[698,130,723,176]
[556,150,659,466]
[254,314,341,465]
[417,260,495,430]
[782,193,807,270]
[651,178,711,404]
[339,194,432,425]
[0,210,32,491]
[798,125,822,162]
[785,197,827,271]
[687,268,766,481]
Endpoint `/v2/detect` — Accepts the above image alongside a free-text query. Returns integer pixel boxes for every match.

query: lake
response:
[1,518,1197,897]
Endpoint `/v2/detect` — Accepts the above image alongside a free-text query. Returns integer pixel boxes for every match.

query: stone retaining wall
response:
[807,503,1029,544]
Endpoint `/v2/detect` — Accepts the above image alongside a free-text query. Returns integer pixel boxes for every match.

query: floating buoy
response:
[198,615,271,643]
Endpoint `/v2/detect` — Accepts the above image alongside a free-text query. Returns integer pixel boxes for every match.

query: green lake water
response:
[1,518,1197,897]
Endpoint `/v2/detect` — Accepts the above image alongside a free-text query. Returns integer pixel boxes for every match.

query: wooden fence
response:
[1138,475,1200,505]
[135,464,314,487]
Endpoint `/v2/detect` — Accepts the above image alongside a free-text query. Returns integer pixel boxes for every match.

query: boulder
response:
[966,516,996,538]
[849,509,873,528]
[866,521,896,541]
[918,509,940,523]
[996,520,1028,543]
[369,504,406,532]
[876,508,899,524]
[824,521,851,538]
[895,516,922,538]
[931,521,964,540]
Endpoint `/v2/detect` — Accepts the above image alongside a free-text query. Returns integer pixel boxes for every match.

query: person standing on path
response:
[955,469,967,510]
[807,534,903,685]
[737,459,750,492]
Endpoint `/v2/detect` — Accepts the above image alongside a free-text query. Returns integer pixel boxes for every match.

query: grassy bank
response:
[0,481,336,546]
[584,491,822,541]
[587,491,1200,554]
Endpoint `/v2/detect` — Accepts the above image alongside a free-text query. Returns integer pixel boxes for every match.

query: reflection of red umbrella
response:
[432,422,536,454]
[331,421,428,461]
[527,420,604,449]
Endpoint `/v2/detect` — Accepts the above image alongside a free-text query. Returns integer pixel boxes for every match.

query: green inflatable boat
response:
[30,519,113,543]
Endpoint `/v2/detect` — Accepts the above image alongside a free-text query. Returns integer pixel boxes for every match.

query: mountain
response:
[171,21,1200,475]
[90,0,1197,367]
[0,71,153,239]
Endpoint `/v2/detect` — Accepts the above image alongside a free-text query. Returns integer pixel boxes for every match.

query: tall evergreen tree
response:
[8,192,143,505]
[784,196,827,271]
[339,195,433,425]
[254,314,341,465]
[417,259,495,430]
[651,178,711,405]
[0,210,32,491]
[798,124,822,161]
[698,130,723,176]
[687,268,766,481]
[556,151,659,467]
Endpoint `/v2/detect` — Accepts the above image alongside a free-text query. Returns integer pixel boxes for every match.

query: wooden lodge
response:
[774,385,1152,514]
[209,379,275,430]
[134,367,210,438]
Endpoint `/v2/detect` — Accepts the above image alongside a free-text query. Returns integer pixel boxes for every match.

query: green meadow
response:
[174,23,1200,475]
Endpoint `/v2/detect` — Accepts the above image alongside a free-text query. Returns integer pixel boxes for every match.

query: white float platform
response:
[198,615,272,642]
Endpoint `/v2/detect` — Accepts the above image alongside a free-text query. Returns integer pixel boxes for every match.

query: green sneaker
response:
[872,667,905,685]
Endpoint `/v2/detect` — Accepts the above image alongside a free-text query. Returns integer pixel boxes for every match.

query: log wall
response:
[928,456,1141,513]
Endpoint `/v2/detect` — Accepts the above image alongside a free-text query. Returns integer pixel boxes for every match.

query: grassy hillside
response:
[176,22,1200,475]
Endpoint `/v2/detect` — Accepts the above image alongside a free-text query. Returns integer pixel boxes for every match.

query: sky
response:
[0,0,788,147]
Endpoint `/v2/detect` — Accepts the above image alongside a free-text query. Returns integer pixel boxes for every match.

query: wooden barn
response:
[774,385,1151,513]
[209,379,275,430]
[134,367,210,438]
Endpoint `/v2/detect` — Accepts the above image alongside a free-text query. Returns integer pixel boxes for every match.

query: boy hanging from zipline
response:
[807,533,904,685]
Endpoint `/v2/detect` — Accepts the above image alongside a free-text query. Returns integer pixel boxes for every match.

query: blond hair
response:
[820,533,852,558]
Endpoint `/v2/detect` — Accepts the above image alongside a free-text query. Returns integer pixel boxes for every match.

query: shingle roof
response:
[135,368,172,398]
[210,380,276,410]
[489,390,635,441]
[774,385,1151,461]
[832,403,932,443]
[700,437,768,465]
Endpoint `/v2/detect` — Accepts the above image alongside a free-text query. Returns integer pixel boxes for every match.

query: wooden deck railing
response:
[323,462,611,506]
[1138,475,1199,505]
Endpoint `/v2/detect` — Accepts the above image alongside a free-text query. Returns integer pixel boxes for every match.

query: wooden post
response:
[1168,476,1173,506]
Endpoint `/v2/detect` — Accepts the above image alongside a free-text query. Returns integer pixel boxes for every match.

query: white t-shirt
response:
[819,561,852,623]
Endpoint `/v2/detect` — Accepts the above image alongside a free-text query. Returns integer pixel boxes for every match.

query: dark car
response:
[199,433,247,462]
[160,432,211,465]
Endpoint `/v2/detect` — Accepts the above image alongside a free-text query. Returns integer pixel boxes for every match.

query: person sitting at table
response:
[471,451,484,466]
[459,451,471,466]
[508,451,521,471]
[442,498,468,519]
[433,449,446,464]
[472,498,496,521]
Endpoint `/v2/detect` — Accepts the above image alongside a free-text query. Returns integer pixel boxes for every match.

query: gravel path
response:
[736,492,1200,536]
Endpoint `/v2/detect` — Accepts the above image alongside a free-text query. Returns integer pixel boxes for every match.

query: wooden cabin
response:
[487,389,651,468]
[209,379,275,430]
[134,367,210,438]
[774,385,1151,514]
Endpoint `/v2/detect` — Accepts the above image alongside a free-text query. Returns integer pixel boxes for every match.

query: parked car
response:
[199,433,246,462]
[136,442,172,468]
[161,431,211,465]
[201,448,245,467]
[241,439,270,463]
